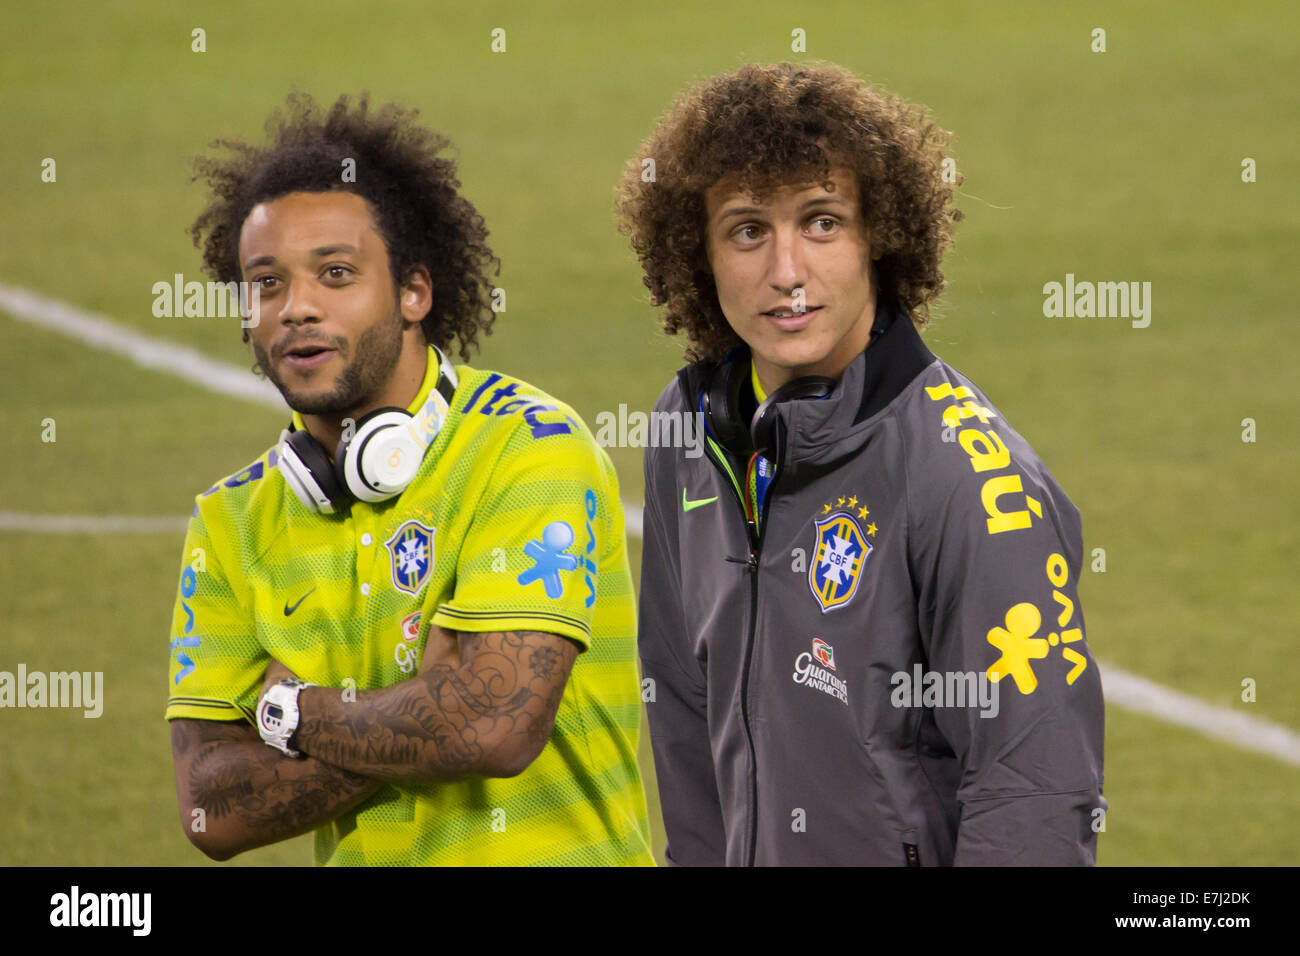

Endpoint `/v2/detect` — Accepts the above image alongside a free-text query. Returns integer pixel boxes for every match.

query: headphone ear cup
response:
[279,428,346,515]
[336,407,421,503]
[701,358,753,459]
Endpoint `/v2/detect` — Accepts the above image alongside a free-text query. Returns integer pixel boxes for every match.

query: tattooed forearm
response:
[294,630,579,783]
[171,718,382,860]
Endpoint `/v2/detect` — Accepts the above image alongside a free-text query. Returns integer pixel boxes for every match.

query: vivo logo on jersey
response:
[460,373,575,440]
[581,489,598,608]
[171,566,201,684]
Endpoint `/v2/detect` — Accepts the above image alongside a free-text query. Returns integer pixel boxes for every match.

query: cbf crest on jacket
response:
[638,298,1106,866]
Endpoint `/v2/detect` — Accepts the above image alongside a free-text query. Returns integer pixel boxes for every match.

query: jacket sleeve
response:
[910,411,1106,865]
[637,443,727,866]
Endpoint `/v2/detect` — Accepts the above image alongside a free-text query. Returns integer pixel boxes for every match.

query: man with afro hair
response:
[620,62,1105,866]
[167,92,653,866]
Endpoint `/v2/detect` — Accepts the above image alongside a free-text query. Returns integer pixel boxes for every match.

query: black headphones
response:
[699,353,835,464]
[277,348,458,515]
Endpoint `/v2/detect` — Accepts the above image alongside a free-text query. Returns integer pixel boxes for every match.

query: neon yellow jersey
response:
[165,347,654,866]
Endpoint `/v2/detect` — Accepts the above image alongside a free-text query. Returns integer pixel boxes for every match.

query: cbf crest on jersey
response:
[810,509,871,612]
[386,520,436,595]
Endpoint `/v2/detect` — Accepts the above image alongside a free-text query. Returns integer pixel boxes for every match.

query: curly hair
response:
[189,91,499,360]
[616,62,963,362]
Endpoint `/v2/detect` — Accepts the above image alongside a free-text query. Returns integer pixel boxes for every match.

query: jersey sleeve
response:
[164,501,268,723]
[431,417,612,650]
[909,401,1107,865]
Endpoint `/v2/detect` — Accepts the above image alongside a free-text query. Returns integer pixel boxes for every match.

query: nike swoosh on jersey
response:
[284,587,316,616]
[682,490,718,512]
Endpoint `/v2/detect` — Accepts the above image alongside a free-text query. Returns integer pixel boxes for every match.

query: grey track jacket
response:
[638,299,1106,866]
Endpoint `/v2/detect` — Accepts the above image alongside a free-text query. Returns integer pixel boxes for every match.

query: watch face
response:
[259,701,285,734]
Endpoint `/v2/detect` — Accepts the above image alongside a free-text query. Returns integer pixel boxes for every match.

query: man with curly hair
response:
[619,63,1106,866]
[167,92,653,865]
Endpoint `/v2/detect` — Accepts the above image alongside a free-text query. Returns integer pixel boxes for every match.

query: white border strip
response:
[4,282,1298,766]
[0,508,639,541]
[0,512,189,534]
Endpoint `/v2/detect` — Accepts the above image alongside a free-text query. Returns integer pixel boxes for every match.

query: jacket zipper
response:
[701,432,765,866]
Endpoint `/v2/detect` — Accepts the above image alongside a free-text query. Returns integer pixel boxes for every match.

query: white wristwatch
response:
[256,679,316,757]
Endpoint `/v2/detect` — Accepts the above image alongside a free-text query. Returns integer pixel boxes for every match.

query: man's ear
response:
[398,265,434,324]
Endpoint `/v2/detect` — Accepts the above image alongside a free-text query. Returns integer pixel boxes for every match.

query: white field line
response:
[0,512,188,534]
[4,283,1298,766]
[1096,665,1300,766]
[0,284,285,409]
[0,507,643,540]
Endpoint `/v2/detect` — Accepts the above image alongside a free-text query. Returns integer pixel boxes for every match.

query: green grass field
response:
[1,0,1297,865]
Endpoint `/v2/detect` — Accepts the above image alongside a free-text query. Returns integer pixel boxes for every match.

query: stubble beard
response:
[254,308,406,417]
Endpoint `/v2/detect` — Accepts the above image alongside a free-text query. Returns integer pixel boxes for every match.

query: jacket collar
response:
[854,296,937,424]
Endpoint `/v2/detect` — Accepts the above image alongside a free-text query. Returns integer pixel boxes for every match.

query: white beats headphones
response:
[276,347,458,515]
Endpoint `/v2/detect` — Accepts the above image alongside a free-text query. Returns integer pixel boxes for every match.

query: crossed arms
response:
[170,627,579,861]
